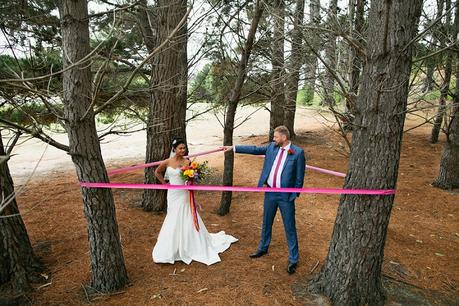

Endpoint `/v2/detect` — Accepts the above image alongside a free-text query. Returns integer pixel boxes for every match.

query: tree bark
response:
[346,0,365,119]
[322,0,338,106]
[308,1,423,305]
[431,0,455,144]
[136,0,156,54]
[284,0,305,139]
[432,3,459,189]
[269,0,286,142]
[304,0,320,103]
[0,131,42,295]
[142,0,188,212]
[218,1,264,216]
[424,63,435,92]
[433,100,459,189]
[423,0,444,93]
[58,0,128,292]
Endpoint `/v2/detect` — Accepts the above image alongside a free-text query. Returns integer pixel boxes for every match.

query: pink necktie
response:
[272,148,285,188]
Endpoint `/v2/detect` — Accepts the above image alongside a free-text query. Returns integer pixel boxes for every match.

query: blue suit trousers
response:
[258,192,299,263]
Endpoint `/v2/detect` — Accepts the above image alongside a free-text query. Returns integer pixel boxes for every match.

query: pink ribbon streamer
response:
[187,181,200,231]
[80,182,395,195]
[107,147,347,178]
[253,155,346,177]
[306,165,345,177]
[107,148,225,175]
[95,147,392,196]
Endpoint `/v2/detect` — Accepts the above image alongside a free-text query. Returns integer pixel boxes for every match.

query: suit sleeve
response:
[295,149,306,197]
[235,144,269,155]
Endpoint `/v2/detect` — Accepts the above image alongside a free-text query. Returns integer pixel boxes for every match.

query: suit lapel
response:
[269,145,279,168]
[280,144,295,173]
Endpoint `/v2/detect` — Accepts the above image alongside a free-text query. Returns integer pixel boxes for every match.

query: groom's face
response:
[273,131,287,146]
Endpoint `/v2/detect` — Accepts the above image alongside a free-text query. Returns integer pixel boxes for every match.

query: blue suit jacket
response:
[235,143,306,202]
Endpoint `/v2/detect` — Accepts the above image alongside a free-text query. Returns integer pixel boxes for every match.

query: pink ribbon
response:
[107,147,347,178]
[253,155,346,177]
[80,182,395,195]
[187,181,200,231]
[305,165,345,177]
[93,147,394,196]
[107,148,225,175]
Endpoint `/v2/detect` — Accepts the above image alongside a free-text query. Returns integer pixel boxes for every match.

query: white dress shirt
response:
[267,142,291,188]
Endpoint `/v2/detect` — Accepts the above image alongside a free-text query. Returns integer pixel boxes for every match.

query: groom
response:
[222,125,305,274]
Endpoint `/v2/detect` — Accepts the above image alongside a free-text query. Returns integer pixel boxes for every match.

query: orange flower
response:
[191,162,198,169]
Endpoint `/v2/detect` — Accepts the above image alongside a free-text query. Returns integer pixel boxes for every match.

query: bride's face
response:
[174,143,187,156]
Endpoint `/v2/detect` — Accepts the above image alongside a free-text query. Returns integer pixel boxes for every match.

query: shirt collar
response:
[280,142,291,151]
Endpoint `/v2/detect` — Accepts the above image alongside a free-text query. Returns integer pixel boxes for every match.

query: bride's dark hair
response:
[171,138,186,151]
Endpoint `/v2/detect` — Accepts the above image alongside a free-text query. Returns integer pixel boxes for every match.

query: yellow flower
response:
[184,169,195,178]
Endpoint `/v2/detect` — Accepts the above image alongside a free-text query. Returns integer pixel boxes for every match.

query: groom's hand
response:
[220,146,233,152]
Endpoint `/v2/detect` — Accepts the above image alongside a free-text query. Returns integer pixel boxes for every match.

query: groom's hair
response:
[274,126,290,139]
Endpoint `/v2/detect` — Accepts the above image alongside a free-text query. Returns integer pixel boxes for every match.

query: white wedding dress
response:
[152,166,238,265]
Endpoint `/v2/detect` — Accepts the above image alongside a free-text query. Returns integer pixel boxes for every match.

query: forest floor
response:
[9,115,459,305]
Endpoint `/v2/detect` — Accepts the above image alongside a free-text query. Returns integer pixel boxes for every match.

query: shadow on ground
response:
[292,276,459,305]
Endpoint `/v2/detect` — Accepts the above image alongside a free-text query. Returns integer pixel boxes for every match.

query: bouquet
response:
[179,160,209,232]
[180,160,209,183]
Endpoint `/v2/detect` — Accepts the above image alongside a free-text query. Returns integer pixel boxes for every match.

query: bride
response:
[152,138,238,265]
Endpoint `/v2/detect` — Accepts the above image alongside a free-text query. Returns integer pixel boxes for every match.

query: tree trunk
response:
[142,0,188,212]
[176,0,188,142]
[423,62,435,92]
[322,0,338,106]
[423,0,444,93]
[431,0,454,144]
[284,0,305,139]
[0,131,42,295]
[433,102,459,189]
[346,0,365,118]
[269,0,285,142]
[218,1,264,216]
[304,0,320,104]
[58,0,128,292]
[348,0,355,47]
[136,0,156,53]
[308,1,423,305]
[432,3,459,189]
